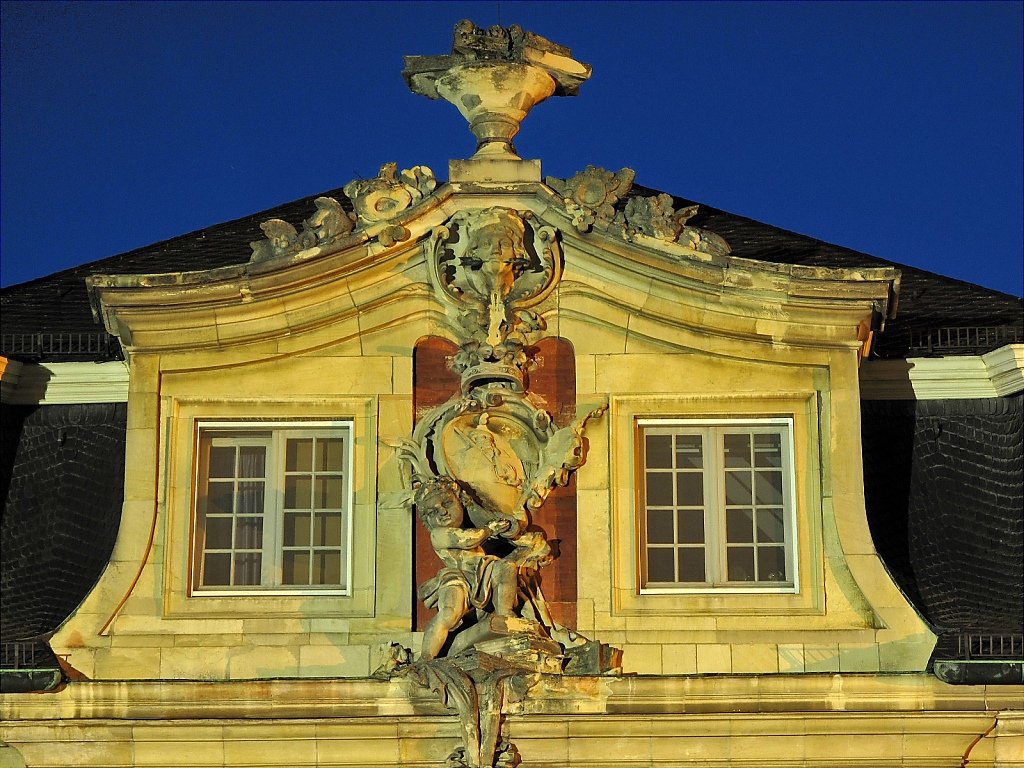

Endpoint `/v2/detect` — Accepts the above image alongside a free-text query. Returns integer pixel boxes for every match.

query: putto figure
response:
[415,477,519,660]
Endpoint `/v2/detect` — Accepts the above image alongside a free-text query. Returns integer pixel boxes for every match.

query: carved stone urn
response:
[433,63,557,159]
[403,19,591,160]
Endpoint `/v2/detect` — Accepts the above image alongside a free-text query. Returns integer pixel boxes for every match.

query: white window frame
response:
[191,420,354,597]
[637,418,799,595]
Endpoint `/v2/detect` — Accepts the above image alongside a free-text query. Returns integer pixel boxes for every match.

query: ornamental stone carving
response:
[249,196,357,262]
[616,192,732,256]
[343,162,436,226]
[429,208,560,347]
[546,165,635,233]
[380,206,617,768]
[403,20,591,159]
[249,163,436,261]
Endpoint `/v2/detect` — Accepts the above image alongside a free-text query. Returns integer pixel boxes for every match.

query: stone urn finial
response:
[403,20,591,161]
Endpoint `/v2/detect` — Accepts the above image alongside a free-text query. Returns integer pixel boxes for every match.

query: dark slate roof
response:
[862,394,1024,662]
[0,403,126,647]
[2,181,1021,361]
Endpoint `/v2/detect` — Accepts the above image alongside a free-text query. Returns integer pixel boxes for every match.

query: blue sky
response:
[2,1,1021,296]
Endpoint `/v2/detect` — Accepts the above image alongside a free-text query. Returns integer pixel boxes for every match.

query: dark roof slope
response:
[862,394,1024,661]
[0,403,126,645]
[654,187,1023,358]
[2,181,1020,361]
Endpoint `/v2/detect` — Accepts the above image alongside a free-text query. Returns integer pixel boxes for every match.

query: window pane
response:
[647,509,674,544]
[723,434,751,468]
[205,517,232,549]
[317,439,345,472]
[285,476,312,509]
[208,447,236,478]
[677,509,704,544]
[676,472,703,506]
[203,553,231,586]
[235,517,263,549]
[647,548,675,582]
[645,434,672,468]
[286,439,313,472]
[238,446,266,478]
[314,552,342,585]
[237,482,265,514]
[284,512,311,547]
[282,551,310,585]
[757,508,785,544]
[207,482,234,514]
[645,473,673,506]
[234,553,262,586]
[315,477,345,509]
[675,434,703,468]
[727,547,755,581]
[754,433,782,467]
[314,513,343,547]
[755,471,784,505]
[726,508,754,543]
[757,546,787,582]
[724,471,752,505]
[678,548,706,582]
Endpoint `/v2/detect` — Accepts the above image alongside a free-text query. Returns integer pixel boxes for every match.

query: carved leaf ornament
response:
[249,162,436,261]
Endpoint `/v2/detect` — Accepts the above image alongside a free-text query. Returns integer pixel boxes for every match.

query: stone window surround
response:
[609,392,825,617]
[162,397,377,620]
[191,420,355,596]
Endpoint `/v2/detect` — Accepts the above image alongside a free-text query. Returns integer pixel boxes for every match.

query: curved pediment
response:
[86,165,898,365]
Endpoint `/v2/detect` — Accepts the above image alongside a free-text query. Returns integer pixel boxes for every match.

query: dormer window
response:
[192,422,353,595]
[638,419,798,593]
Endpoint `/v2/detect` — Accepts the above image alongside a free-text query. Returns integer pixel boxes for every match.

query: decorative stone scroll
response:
[380,205,618,767]
[249,197,355,262]
[545,167,732,256]
[248,163,436,261]
[546,165,635,233]
[616,193,732,256]
[343,162,436,227]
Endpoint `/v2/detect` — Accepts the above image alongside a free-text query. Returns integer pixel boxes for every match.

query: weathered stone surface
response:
[546,166,635,233]
[403,20,590,160]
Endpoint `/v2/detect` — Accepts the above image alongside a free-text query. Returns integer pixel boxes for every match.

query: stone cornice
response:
[984,343,1024,396]
[85,182,899,362]
[0,361,129,405]
[859,344,1024,400]
[2,674,1018,722]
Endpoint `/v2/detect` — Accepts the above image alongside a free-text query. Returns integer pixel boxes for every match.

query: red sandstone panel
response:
[411,336,578,631]
[412,337,461,631]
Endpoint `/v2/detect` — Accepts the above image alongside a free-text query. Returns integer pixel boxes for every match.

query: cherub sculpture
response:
[415,476,520,660]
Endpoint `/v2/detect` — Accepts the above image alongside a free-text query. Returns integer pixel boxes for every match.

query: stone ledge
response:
[3,673,1019,722]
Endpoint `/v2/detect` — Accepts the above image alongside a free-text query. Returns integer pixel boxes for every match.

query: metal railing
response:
[958,633,1023,660]
[1,332,120,359]
[908,326,1022,355]
[0,641,42,670]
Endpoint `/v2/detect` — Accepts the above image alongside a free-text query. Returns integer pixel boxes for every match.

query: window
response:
[192,422,352,594]
[638,419,796,592]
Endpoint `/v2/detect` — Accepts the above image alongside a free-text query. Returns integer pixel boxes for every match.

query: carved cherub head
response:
[414,476,465,529]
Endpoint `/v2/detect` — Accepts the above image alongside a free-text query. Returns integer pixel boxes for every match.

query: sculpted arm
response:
[430,526,490,551]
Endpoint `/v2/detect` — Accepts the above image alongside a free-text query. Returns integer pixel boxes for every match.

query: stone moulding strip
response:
[2,675,1019,722]
[859,343,1024,400]
[0,360,129,405]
